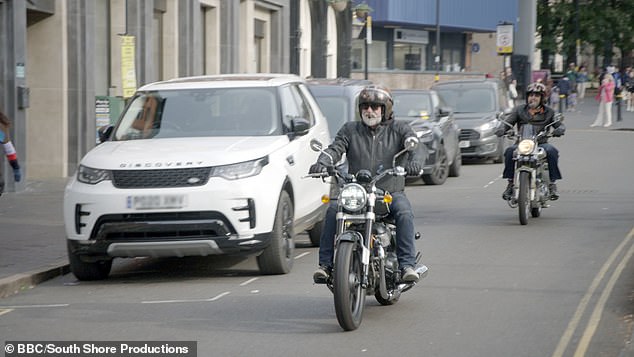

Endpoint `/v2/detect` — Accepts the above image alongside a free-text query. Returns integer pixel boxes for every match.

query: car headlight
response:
[77,165,111,184]
[211,156,269,180]
[517,139,535,155]
[479,120,497,133]
[415,127,434,143]
[340,183,367,212]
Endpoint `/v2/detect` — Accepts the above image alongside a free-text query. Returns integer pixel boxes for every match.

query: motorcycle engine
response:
[373,224,392,247]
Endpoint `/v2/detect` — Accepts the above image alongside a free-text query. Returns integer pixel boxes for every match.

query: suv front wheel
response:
[257,191,295,274]
[67,241,113,281]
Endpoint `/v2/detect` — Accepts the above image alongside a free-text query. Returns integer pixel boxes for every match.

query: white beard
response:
[362,112,382,127]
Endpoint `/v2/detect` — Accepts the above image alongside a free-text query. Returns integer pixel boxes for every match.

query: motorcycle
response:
[499,115,562,225]
[306,137,428,331]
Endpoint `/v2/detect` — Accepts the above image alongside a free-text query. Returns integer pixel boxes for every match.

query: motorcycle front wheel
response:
[518,171,530,225]
[333,240,366,331]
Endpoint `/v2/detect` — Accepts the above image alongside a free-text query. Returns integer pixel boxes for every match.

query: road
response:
[1,105,633,357]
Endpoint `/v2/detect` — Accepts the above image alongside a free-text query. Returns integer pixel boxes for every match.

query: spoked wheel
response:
[333,241,366,331]
[518,171,530,225]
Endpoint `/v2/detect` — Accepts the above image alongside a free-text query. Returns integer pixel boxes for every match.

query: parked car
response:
[63,73,332,280]
[431,79,512,163]
[307,78,373,138]
[392,89,461,185]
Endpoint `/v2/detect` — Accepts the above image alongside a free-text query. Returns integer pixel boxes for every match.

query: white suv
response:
[64,74,331,280]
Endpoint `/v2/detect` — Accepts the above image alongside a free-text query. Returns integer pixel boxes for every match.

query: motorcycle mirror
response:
[310,139,323,152]
[404,136,419,151]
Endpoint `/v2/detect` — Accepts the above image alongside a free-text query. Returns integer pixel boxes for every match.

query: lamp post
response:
[353,2,373,80]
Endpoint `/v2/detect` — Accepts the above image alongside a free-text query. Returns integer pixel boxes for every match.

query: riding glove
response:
[552,126,565,137]
[406,161,422,176]
[309,162,327,174]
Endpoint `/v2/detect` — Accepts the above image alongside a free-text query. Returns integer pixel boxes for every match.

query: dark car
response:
[392,89,461,185]
[307,78,373,137]
[431,79,512,163]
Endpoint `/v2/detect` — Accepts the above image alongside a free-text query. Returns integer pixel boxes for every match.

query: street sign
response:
[496,23,514,55]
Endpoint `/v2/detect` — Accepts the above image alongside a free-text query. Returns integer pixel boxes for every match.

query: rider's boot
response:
[502,181,514,201]
[313,266,331,284]
[402,266,420,282]
[549,183,559,200]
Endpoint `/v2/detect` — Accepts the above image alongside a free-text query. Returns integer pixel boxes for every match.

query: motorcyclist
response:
[495,82,565,201]
[309,85,424,284]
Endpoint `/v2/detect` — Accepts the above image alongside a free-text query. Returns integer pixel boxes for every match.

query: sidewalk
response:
[0,177,69,298]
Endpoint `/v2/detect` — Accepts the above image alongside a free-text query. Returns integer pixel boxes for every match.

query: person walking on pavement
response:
[591,74,615,128]
[0,109,22,196]
[576,65,589,99]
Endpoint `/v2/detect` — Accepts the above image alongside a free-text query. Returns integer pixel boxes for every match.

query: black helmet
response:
[358,85,393,122]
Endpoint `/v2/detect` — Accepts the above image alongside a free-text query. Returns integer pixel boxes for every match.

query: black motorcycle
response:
[500,116,561,225]
[306,137,428,331]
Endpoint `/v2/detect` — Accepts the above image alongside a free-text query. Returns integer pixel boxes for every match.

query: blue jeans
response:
[503,143,562,181]
[318,191,417,269]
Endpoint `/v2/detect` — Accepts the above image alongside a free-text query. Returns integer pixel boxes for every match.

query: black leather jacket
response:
[502,104,564,144]
[319,119,423,193]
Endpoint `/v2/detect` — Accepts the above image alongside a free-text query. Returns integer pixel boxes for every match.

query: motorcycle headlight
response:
[211,156,269,180]
[77,165,111,184]
[517,139,535,155]
[340,183,367,212]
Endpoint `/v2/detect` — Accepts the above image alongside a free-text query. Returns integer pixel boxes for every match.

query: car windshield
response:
[112,87,281,140]
[314,96,349,137]
[393,93,431,119]
[435,87,496,113]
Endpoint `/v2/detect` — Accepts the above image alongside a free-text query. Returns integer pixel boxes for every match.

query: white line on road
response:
[240,278,259,286]
[142,291,231,304]
[0,304,69,309]
[294,252,311,260]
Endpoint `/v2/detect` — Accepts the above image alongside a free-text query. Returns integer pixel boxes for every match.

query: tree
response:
[537,0,634,70]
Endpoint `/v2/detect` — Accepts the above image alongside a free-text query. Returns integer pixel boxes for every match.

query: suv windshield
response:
[393,93,431,118]
[113,87,281,140]
[435,87,495,113]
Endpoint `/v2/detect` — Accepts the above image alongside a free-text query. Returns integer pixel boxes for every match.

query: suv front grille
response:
[91,211,234,241]
[112,167,212,188]
[459,129,480,141]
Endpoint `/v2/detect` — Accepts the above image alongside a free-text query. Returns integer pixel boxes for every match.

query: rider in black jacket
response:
[495,82,566,201]
[309,85,424,283]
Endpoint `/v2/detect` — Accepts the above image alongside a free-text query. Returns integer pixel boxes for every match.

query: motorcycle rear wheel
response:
[518,171,530,225]
[333,241,366,331]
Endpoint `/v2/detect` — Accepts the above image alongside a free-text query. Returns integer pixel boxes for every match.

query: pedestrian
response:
[504,66,518,108]
[558,77,571,111]
[576,65,589,99]
[0,109,22,196]
[591,74,615,128]
[565,62,577,90]
[625,66,634,112]
[567,89,577,112]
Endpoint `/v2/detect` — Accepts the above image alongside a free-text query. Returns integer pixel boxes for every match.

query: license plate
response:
[127,195,187,210]
[459,140,470,148]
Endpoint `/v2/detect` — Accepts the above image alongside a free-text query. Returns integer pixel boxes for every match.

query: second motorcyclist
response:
[309,85,425,283]
[495,82,566,201]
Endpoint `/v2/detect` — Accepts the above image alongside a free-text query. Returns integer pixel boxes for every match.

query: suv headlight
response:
[517,139,535,154]
[211,156,269,180]
[479,120,497,133]
[340,183,367,212]
[77,165,111,184]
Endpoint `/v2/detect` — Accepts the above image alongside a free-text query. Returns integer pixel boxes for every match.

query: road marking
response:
[240,278,259,286]
[484,175,502,189]
[0,304,69,309]
[0,309,13,316]
[574,234,634,357]
[552,227,634,357]
[142,291,231,304]
[294,252,311,259]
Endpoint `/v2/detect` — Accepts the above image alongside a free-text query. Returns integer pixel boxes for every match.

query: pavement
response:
[0,92,633,354]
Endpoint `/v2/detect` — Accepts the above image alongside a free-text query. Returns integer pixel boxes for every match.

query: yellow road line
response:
[574,235,634,356]
[552,227,634,357]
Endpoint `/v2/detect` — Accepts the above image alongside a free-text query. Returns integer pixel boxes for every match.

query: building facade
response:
[1,0,521,190]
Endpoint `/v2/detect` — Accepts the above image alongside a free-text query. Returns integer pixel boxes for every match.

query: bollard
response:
[616,92,622,121]
[559,94,565,113]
